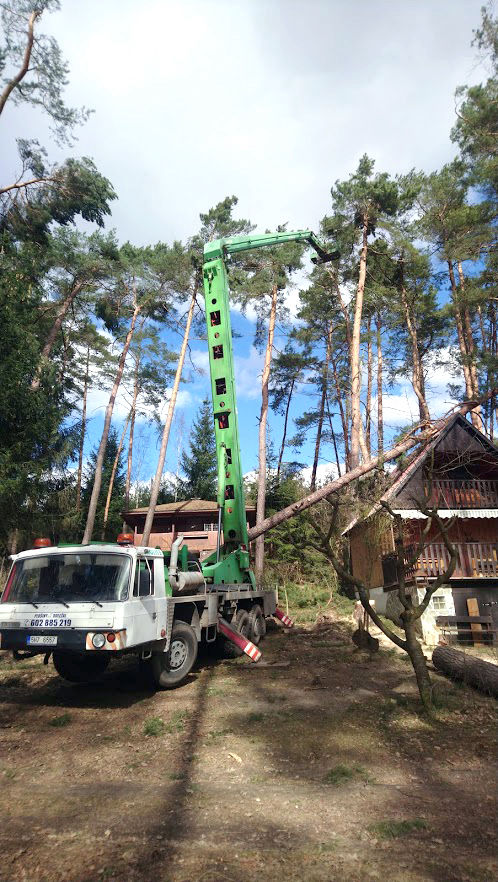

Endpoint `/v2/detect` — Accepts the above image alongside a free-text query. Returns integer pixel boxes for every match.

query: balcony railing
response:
[425,478,498,508]
[382,542,498,586]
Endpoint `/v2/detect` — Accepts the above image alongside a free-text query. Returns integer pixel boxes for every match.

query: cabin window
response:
[203,523,218,532]
[432,595,446,611]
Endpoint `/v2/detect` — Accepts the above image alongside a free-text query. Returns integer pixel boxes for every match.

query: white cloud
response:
[3,0,487,246]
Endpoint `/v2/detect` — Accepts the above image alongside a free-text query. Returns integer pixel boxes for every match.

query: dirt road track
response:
[0,621,496,882]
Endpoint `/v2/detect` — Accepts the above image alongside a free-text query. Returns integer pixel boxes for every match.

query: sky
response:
[2,0,490,492]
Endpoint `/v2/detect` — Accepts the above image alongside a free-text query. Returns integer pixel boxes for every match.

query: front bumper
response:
[0,629,126,652]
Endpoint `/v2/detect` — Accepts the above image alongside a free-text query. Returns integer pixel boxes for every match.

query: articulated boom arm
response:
[204,229,338,265]
[201,229,337,584]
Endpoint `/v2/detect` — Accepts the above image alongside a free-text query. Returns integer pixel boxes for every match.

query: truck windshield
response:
[3,553,131,604]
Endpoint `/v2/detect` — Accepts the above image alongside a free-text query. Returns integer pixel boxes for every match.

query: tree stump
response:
[432,645,498,698]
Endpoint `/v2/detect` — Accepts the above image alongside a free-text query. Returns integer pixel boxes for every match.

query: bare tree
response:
[308,499,456,711]
[141,293,196,546]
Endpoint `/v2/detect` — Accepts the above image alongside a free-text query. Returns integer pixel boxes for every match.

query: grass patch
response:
[207,686,227,697]
[324,763,373,785]
[246,711,265,723]
[143,717,165,737]
[324,764,354,785]
[49,712,71,728]
[207,728,232,739]
[370,818,428,839]
[165,710,188,733]
[168,771,187,780]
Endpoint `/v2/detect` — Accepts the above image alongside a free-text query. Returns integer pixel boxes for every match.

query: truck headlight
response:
[91,633,106,649]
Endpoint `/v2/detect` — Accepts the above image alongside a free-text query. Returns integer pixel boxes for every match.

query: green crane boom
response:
[200,229,337,587]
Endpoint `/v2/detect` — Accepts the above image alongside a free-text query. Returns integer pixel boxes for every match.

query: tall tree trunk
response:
[276,376,296,481]
[376,315,384,457]
[457,260,483,430]
[31,280,84,391]
[76,346,90,512]
[350,216,369,469]
[310,321,333,492]
[82,303,141,544]
[101,411,131,541]
[124,354,140,520]
[255,284,278,583]
[477,305,488,354]
[365,317,372,456]
[330,352,350,470]
[448,260,475,408]
[399,277,430,422]
[325,391,342,477]
[142,291,196,547]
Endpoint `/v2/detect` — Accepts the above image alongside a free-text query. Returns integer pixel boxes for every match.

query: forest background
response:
[0,1,496,602]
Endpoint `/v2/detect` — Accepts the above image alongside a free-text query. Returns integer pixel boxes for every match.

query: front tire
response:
[53,651,110,683]
[150,621,198,689]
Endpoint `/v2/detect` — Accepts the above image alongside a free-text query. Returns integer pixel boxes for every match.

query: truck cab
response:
[0,542,168,654]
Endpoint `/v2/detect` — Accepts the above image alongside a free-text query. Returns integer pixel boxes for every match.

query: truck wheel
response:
[248,605,266,645]
[53,651,110,683]
[151,621,198,689]
[223,608,250,658]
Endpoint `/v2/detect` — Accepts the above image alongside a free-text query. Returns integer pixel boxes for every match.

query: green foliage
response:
[179,398,217,500]
[0,1,91,144]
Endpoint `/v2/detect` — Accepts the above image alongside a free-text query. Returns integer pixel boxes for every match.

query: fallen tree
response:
[247,394,496,542]
[433,645,498,698]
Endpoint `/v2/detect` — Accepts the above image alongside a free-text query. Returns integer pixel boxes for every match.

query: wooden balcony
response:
[425,478,498,508]
[382,542,498,586]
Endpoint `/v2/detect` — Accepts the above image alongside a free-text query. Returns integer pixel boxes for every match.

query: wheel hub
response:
[169,638,187,669]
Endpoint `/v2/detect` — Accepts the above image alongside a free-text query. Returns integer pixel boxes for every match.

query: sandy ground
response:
[0,618,496,882]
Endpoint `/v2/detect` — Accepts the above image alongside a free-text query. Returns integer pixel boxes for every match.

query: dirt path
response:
[0,620,496,882]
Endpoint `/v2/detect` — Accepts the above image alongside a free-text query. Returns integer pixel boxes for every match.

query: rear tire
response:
[223,608,250,658]
[248,605,266,645]
[53,651,110,683]
[151,621,198,689]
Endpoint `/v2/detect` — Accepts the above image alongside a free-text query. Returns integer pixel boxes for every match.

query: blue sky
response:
[1,0,489,492]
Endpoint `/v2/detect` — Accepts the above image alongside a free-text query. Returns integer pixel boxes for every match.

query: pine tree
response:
[179,399,217,501]
[81,428,126,541]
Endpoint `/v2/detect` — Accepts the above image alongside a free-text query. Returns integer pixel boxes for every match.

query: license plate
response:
[27,635,58,646]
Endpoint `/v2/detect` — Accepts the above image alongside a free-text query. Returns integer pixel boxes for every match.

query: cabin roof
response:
[123,498,256,517]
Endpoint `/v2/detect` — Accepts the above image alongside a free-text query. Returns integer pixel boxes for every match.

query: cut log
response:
[432,645,498,698]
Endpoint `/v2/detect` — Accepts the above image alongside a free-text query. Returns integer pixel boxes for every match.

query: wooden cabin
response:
[122,499,256,559]
[344,415,498,645]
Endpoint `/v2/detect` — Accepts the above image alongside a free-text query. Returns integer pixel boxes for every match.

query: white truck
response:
[0,536,279,688]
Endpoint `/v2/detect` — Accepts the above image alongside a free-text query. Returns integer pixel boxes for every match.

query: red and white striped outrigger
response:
[218,616,262,662]
[274,607,294,628]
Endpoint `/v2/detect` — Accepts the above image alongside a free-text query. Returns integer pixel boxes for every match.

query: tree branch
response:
[0,10,40,117]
